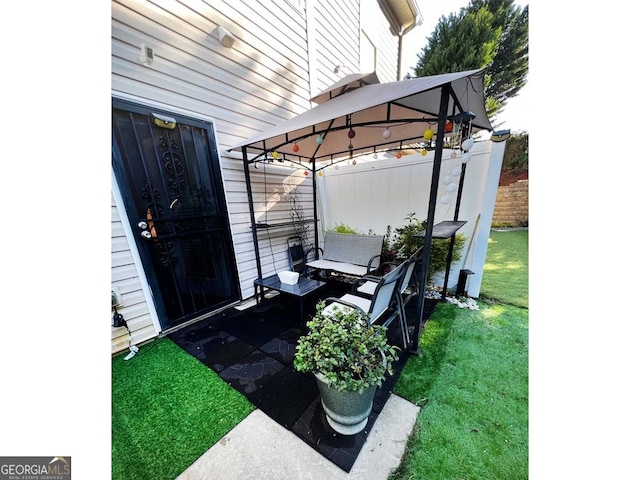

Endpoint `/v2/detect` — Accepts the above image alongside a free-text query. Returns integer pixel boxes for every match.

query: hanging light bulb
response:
[334,164,339,170]
[292,143,299,153]
[318,171,323,176]
[303,170,309,176]
[423,128,434,140]
[382,128,392,139]
[352,159,357,165]
[272,151,279,159]
[316,135,324,145]
[450,151,457,159]
[421,149,427,156]
[396,152,402,159]
[445,121,454,133]
[373,152,378,160]
[348,128,356,139]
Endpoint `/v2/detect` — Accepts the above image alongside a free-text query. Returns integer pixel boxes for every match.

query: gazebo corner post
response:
[411,83,451,355]
[242,146,263,287]
[312,158,319,259]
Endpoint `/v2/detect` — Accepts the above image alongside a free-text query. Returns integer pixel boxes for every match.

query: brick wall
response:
[491,179,528,226]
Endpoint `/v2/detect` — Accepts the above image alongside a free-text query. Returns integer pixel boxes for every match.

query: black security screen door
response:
[112,98,240,330]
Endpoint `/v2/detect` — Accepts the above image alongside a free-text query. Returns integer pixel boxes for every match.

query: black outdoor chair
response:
[321,259,408,327]
[286,236,309,276]
[351,247,423,348]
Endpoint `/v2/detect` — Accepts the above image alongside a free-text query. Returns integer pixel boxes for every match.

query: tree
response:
[412,0,528,120]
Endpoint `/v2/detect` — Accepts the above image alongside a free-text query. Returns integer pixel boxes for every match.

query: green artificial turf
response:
[112,338,254,480]
[391,229,528,479]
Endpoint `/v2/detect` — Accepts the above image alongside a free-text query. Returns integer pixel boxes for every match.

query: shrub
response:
[293,302,399,393]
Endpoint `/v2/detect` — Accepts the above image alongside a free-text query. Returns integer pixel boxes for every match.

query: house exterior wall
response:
[111,0,405,353]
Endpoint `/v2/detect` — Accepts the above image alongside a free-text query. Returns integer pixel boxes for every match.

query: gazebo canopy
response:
[228,68,491,164]
[229,68,494,354]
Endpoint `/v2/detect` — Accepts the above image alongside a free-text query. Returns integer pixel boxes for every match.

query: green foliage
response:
[294,302,399,393]
[391,213,466,282]
[503,131,528,171]
[328,222,359,234]
[412,0,528,121]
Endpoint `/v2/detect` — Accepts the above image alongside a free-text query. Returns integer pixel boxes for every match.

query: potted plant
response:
[293,301,399,435]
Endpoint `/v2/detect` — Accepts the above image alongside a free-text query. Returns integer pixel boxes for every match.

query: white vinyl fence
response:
[317,139,507,297]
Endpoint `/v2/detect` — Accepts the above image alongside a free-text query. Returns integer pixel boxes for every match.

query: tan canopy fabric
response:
[229,69,491,164]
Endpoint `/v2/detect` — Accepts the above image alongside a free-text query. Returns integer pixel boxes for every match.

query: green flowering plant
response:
[293,301,399,393]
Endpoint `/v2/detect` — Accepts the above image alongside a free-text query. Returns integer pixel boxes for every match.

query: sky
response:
[400,0,530,133]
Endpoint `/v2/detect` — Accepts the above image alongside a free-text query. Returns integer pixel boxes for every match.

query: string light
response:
[382,128,392,139]
[316,135,324,144]
[292,143,299,152]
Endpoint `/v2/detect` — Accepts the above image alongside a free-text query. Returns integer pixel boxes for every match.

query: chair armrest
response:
[305,246,323,262]
[366,254,382,274]
[323,297,367,316]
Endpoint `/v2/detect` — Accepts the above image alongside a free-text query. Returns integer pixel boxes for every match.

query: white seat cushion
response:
[307,259,369,276]
[322,293,371,317]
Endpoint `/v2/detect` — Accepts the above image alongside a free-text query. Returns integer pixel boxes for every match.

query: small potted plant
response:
[293,301,399,435]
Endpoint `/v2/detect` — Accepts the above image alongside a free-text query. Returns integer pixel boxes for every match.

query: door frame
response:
[111,93,241,332]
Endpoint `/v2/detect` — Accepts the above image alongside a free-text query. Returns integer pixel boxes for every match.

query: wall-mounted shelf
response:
[253,219,317,230]
[415,220,467,239]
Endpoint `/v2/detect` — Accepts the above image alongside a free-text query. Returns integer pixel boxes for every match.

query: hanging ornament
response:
[396,152,402,159]
[445,121,454,133]
[303,170,309,176]
[382,128,392,139]
[423,128,434,141]
[462,152,472,164]
[352,159,357,165]
[373,152,378,160]
[348,128,356,139]
[421,149,427,156]
[318,171,323,176]
[272,151,279,159]
[452,166,462,176]
[292,143,299,153]
[461,138,474,151]
[440,195,451,204]
[316,135,324,145]
[446,183,458,193]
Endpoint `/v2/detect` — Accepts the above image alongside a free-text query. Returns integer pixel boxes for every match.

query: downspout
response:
[396,1,423,80]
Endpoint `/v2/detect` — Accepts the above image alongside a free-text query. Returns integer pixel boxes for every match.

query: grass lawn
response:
[390,228,528,479]
[112,339,254,480]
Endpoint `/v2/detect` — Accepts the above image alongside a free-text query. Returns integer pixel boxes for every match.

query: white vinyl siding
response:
[111,0,404,353]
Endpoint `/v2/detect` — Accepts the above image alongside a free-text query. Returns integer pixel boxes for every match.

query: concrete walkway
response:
[176,393,420,480]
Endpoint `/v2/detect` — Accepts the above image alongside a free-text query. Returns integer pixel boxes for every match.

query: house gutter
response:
[378,0,423,80]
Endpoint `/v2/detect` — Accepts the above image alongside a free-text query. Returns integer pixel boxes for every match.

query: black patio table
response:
[254,274,326,324]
